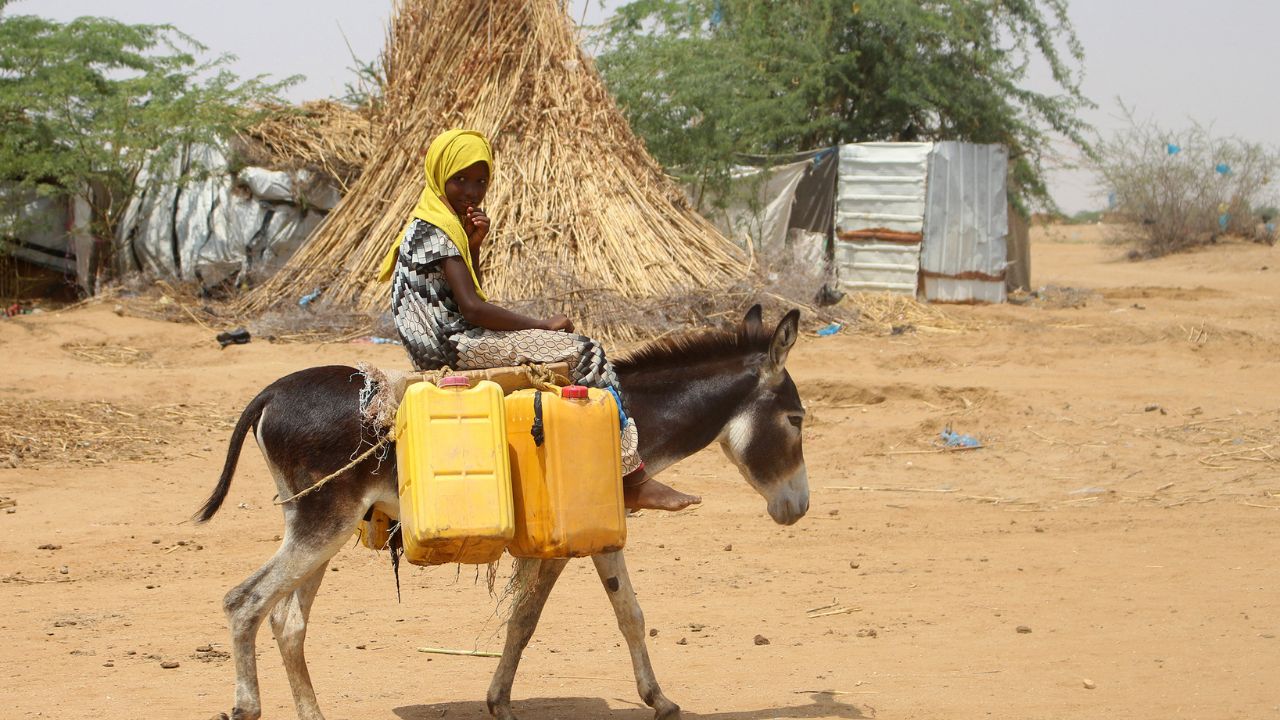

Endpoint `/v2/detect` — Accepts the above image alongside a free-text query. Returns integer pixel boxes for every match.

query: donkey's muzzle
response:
[766,469,809,525]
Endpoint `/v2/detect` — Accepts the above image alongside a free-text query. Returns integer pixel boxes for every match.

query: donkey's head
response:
[617,305,810,525]
[718,305,808,525]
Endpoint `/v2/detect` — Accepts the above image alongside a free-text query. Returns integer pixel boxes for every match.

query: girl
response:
[378,129,699,512]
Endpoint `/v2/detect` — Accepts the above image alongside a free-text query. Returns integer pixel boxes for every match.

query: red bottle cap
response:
[438,375,470,388]
[561,385,589,399]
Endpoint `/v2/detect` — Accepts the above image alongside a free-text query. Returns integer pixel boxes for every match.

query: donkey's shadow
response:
[394,692,868,719]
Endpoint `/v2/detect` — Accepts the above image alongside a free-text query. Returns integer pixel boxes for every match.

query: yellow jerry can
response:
[504,385,626,559]
[356,509,393,550]
[396,375,513,566]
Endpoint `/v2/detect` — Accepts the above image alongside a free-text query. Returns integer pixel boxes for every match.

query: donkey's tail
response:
[194,388,272,523]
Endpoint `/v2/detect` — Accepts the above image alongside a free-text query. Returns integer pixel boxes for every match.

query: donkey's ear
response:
[741,304,764,337]
[766,309,801,374]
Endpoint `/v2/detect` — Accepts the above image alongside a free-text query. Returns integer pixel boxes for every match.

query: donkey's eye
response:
[788,415,804,428]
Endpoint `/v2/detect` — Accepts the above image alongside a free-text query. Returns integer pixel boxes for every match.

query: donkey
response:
[197,305,809,720]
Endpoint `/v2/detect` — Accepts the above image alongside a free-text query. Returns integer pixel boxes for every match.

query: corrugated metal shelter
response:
[920,142,1009,303]
[693,141,1022,304]
[834,142,933,294]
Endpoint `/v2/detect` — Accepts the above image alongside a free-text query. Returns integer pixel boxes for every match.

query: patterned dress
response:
[391,219,641,473]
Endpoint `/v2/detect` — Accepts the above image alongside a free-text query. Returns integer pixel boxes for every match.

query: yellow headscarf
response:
[377,129,493,300]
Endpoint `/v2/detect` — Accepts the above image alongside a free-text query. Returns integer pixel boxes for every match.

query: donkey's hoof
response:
[486,698,517,720]
[229,708,261,720]
[654,699,681,719]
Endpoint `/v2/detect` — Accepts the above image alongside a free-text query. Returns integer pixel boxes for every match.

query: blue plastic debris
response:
[1166,143,1181,156]
[816,323,842,337]
[298,289,321,307]
[350,336,401,345]
[939,428,981,449]
[1215,163,1231,175]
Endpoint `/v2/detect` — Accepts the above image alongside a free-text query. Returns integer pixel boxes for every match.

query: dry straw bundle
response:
[238,0,750,342]
[236,100,378,190]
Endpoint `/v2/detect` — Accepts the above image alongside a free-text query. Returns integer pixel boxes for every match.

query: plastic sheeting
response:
[786,147,839,237]
[116,144,338,289]
[834,142,932,295]
[0,189,74,272]
[699,160,809,255]
[920,142,1009,303]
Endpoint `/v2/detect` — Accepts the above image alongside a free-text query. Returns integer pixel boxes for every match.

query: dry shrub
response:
[249,306,385,344]
[1093,107,1280,257]
[102,278,227,329]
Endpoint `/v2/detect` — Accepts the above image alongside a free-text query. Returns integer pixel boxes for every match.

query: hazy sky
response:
[15,1,1280,213]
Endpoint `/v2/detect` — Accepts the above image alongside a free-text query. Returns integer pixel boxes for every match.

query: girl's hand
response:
[541,314,574,333]
[464,205,490,249]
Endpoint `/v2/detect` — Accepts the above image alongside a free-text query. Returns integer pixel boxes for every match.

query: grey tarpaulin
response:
[115,143,339,289]
[0,188,73,273]
[697,161,809,255]
[688,148,840,295]
[786,147,838,237]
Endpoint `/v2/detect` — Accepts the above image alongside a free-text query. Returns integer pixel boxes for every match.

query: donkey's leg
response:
[221,530,348,720]
[592,550,680,719]
[268,561,329,720]
[486,558,570,720]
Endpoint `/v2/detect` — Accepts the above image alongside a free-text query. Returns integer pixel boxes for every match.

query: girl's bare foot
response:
[623,470,701,512]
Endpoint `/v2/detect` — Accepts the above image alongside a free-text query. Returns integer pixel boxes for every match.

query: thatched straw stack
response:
[238,0,749,341]
[235,100,378,190]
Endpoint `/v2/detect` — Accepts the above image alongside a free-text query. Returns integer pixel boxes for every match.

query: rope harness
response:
[275,362,566,506]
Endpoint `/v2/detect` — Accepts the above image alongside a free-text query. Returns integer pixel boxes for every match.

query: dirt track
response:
[2,228,1278,719]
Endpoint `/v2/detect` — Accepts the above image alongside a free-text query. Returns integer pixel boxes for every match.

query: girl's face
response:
[443,161,490,216]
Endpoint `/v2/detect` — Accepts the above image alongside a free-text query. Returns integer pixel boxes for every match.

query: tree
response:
[0,5,296,270]
[595,0,1093,208]
[1092,108,1279,256]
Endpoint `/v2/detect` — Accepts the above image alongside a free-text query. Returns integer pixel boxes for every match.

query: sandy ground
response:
[1,227,1278,720]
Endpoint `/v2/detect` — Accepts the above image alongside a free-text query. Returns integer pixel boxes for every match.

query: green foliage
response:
[595,0,1093,208]
[338,54,385,111]
[0,9,298,243]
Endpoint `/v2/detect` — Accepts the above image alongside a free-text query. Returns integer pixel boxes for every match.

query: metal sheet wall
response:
[920,142,1009,303]
[834,142,932,295]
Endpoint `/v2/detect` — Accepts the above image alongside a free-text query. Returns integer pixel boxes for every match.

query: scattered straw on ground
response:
[61,342,155,368]
[839,292,977,335]
[1141,410,1280,469]
[0,400,236,467]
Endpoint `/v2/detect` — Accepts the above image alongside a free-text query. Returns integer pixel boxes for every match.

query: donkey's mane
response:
[616,325,770,373]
